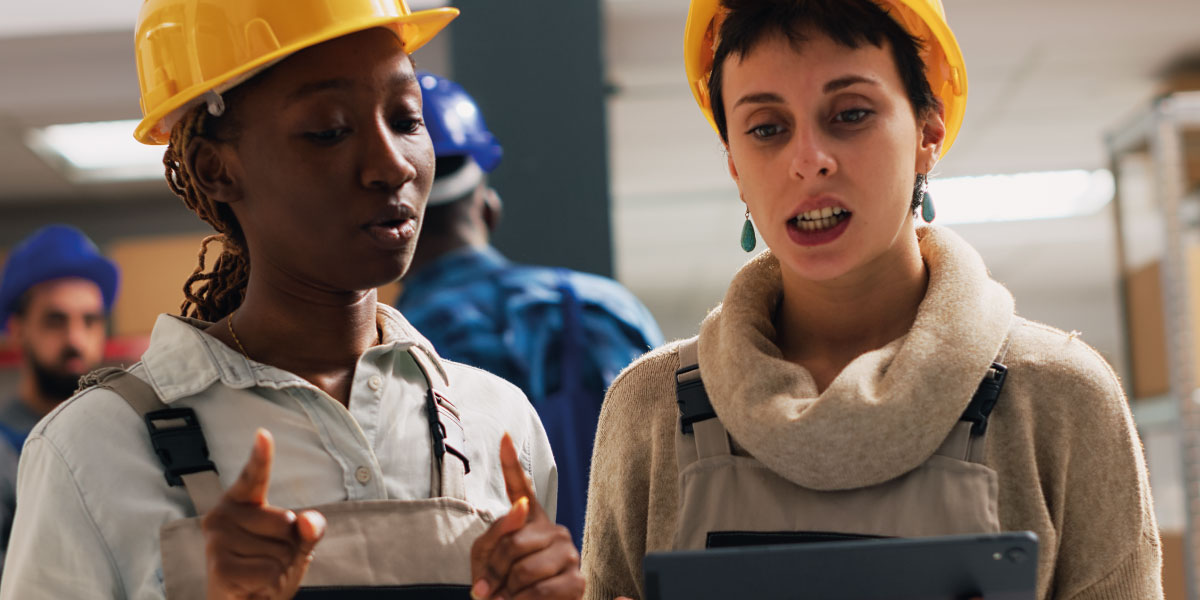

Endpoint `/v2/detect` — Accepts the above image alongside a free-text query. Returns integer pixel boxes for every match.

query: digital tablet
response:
[643,531,1038,600]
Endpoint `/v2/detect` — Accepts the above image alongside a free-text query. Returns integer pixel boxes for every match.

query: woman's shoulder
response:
[32,364,151,444]
[1005,318,1123,396]
[600,338,690,425]
[609,338,687,394]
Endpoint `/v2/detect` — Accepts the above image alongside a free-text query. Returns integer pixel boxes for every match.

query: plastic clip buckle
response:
[144,407,217,487]
[675,364,716,434]
[962,363,1008,436]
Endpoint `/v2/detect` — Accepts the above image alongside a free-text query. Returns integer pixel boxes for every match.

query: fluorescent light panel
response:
[930,169,1114,225]
[26,119,164,183]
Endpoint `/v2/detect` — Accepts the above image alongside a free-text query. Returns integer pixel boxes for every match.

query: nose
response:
[64,320,92,359]
[789,126,837,180]
[359,118,420,192]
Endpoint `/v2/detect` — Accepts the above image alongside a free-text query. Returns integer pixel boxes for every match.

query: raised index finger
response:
[224,428,274,505]
[499,432,535,507]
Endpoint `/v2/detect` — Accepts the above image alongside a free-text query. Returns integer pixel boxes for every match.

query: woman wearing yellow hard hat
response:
[581,0,1162,598]
[1,1,583,599]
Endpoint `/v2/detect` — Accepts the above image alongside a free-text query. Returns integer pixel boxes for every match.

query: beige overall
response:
[85,348,490,598]
[671,336,1009,551]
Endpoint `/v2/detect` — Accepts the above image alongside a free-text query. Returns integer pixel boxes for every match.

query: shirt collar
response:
[139,303,449,404]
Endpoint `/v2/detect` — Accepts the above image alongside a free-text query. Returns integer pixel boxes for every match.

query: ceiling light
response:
[930,169,1114,225]
[25,119,165,183]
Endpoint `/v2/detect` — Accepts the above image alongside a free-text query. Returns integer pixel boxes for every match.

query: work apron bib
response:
[670,335,1010,551]
[84,347,489,598]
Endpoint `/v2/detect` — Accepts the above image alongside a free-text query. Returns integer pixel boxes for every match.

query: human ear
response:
[915,105,947,173]
[185,137,242,205]
[725,149,741,185]
[481,187,503,234]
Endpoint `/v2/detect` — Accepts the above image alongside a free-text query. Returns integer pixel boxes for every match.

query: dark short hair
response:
[708,0,938,145]
[434,154,469,181]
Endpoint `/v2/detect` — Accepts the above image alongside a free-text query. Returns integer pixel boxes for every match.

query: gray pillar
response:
[449,0,612,277]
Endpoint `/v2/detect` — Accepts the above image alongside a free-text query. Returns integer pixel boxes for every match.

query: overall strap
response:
[79,367,222,514]
[937,319,1019,463]
[554,269,586,397]
[674,337,731,462]
[408,348,470,502]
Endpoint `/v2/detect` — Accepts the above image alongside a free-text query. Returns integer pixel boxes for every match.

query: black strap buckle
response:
[144,407,218,487]
[961,363,1008,436]
[426,390,470,474]
[675,364,717,434]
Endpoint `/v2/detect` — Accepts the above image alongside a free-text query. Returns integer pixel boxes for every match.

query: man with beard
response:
[0,224,118,568]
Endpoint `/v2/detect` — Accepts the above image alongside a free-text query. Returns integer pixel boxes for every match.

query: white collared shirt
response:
[0,305,557,599]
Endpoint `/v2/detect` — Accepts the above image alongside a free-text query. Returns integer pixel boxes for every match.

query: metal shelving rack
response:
[1107,91,1200,600]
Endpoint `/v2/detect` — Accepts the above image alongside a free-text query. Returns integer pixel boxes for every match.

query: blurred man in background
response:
[0,224,118,567]
[399,72,664,547]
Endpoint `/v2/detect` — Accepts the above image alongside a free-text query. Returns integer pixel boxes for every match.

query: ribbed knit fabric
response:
[581,226,1163,600]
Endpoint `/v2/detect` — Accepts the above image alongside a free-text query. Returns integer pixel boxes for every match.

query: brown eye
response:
[304,127,350,143]
[391,117,423,135]
[747,123,784,139]
[833,109,872,124]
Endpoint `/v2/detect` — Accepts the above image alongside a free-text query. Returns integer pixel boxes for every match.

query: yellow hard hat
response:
[133,0,459,145]
[683,0,967,157]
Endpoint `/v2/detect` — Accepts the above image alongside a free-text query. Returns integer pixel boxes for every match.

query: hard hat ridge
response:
[133,0,460,145]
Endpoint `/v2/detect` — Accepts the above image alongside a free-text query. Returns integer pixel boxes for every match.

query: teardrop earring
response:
[914,173,935,223]
[740,208,756,252]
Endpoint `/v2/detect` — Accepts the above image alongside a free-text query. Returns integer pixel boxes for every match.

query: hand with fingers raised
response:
[470,433,585,600]
[203,429,327,600]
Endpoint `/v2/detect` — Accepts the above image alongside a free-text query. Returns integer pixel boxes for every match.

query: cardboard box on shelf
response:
[1126,260,1170,399]
[108,233,219,337]
[1162,530,1186,600]
[1126,246,1200,400]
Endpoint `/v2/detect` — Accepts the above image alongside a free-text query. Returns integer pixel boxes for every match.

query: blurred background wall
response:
[2,0,1200,595]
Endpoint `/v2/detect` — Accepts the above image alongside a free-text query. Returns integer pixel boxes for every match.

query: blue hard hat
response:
[0,225,119,332]
[419,71,502,173]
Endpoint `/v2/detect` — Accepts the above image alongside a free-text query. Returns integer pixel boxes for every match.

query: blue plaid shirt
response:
[397,245,663,545]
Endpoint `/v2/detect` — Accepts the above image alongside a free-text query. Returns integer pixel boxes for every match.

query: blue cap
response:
[419,71,503,173]
[0,225,120,332]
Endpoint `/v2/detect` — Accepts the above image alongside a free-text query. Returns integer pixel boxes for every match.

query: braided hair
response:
[162,104,250,322]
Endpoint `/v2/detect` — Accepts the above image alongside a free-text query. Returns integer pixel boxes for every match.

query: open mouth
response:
[790,206,851,231]
[364,208,419,248]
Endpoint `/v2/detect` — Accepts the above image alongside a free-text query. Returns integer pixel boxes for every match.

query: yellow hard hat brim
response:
[134,7,458,145]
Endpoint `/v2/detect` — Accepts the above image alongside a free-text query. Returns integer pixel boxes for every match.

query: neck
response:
[18,368,61,418]
[775,233,928,371]
[212,272,381,405]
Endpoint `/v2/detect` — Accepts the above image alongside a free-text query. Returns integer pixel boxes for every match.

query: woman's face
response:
[213,27,435,294]
[722,30,944,284]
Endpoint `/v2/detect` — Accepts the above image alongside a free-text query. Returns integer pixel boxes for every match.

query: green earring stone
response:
[740,218,757,252]
[921,191,935,223]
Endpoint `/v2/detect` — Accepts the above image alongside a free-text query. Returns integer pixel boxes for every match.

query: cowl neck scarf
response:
[696,226,1014,490]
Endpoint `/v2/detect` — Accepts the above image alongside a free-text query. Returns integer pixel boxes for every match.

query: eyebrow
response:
[824,75,880,93]
[285,72,418,104]
[731,75,880,111]
[732,92,785,110]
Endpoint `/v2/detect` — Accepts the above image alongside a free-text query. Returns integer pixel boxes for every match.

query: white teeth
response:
[797,206,847,221]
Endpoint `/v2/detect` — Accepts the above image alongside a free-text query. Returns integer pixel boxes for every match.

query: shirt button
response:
[355,466,372,484]
[367,376,383,391]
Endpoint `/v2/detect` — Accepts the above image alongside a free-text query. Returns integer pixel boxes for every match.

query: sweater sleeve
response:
[1040,339,1163,599]
[581,346,679,600]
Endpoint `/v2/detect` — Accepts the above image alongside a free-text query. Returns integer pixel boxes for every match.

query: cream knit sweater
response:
[581,226,1162,600]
